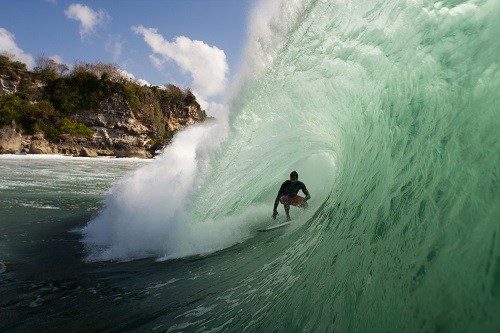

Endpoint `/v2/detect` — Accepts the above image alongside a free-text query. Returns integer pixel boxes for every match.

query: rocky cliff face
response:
[0,66,42,96]
[0,66,206,158]
[165,104,205,131]
[66,88,154,158]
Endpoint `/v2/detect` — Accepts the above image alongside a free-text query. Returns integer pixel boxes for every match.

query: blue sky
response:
[0,0,255,114]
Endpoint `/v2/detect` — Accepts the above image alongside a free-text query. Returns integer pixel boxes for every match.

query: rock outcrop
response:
[29,137,55,154]
[0,64,207,158]
[65,88,154,157]
[0,126,22,153]
[165,104,206,131]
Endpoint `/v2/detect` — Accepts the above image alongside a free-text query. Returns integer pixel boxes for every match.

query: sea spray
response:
[81,119,241,261]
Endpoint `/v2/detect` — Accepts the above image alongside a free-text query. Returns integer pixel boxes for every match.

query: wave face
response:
[82,0,500,331]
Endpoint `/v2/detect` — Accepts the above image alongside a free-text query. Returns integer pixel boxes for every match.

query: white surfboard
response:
[258,221,291,232]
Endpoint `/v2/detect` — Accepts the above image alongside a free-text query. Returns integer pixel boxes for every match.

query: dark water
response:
[0,156,304,331]
[2,0,500,331]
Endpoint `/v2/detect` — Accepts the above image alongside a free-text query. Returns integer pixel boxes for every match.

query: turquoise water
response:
[2,0,500,331]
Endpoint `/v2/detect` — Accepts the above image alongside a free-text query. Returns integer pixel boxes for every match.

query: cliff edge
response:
[0,57,207,158]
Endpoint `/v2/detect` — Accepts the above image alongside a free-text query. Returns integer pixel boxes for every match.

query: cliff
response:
[0,61,207,158]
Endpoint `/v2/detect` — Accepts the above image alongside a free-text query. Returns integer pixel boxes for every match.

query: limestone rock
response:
[0,127,22,153]
[80,147,98,157]
[113,142,152,158]
[166,105,205,131]
[29,138,53,154]
[59,146,80,156]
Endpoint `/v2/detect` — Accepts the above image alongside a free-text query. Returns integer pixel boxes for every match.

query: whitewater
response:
[1,0,499,331]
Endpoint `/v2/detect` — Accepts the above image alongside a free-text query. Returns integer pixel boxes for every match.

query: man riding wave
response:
[272,171,310,221]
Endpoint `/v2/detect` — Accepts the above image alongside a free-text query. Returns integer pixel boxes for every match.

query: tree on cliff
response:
[33,55,69,82]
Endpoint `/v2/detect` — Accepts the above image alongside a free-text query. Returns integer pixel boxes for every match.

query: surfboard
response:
[258,221,291,232]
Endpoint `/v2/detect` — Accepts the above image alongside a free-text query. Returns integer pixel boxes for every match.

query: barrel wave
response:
[82,0,500,331]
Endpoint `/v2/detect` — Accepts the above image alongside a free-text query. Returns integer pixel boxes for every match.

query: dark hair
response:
[290,171,298,179]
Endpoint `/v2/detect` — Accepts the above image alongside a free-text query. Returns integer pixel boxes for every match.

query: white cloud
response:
[136,78,150,86]
[132,25,228,98]
[118,68,151,86]
[65,3,110,37]
[106,36,123,60]
[118,68,136,81]
[0,27,34,68]
[199,98,228,118]
[149,54,165,71]
[49,55,64,64]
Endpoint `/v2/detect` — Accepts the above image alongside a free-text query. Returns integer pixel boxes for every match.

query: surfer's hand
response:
[272,210,278,219]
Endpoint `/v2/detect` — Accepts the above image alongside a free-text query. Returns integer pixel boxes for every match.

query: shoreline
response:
[1,127,157,159]
[0,152,155,160]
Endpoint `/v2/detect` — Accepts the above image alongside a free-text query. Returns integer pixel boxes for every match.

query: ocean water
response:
[1,0,500,331]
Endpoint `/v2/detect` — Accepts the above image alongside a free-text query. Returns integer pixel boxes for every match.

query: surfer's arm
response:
[272,194,281,219]
[273,194,281,211]
[273,182,286,211]
[302,184,311,202]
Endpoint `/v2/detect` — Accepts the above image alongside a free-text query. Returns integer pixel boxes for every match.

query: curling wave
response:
[82,0,499,331]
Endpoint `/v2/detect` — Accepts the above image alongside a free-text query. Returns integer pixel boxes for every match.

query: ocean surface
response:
[1,0,499,331]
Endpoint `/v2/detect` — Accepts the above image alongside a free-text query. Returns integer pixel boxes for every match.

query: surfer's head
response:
[290,171,298,182]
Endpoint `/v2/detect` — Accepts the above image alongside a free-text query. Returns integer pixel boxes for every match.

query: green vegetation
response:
[45,71,108,114]
[0,93,93,139]
[57,118,94,137]
[0,55,205,146]
[0,54,27,70]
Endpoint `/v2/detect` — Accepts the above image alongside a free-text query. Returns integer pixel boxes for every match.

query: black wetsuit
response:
[273,180,310,211]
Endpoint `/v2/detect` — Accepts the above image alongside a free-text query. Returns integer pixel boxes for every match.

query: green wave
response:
[184,0,500,331]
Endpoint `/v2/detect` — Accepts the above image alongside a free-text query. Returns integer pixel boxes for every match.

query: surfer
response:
[272,171,310,221]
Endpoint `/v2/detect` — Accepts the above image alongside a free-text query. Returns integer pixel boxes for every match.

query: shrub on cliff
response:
[17,100,56,133]
[72,61,124,83]
[30,118,94,139]
[45,71,108,113]
[0,54,27,70]
[16,85,42,102]
[0,94,92,138]
[57,118,94,138]
[0,94,23,127]
[33,55,69,80]
[162,84,186,106]
[123,81,150,113]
